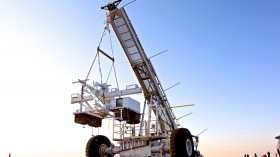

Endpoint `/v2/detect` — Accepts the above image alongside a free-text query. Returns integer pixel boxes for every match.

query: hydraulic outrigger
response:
[71,1,204,156]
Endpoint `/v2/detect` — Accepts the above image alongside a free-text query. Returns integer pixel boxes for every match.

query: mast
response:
[102,1,178,131]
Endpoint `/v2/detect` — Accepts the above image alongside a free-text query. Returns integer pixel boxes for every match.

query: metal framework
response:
[71,1,204,157]
[106,1,177,133]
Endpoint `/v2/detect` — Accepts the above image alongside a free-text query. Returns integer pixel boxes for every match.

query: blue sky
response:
[0,0,279,157]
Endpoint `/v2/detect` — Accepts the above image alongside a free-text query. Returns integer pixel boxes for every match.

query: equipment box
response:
[110,97,140,113]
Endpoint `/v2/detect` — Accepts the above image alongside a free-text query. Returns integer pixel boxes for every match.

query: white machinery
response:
[276,135,280,156]
[71,1,203,157]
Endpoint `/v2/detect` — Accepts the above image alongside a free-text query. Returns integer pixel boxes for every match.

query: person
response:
[247,154,250,157]
[255,153,257,157]
[267,151,270,157]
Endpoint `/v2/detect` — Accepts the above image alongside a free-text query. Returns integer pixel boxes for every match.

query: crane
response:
[71,1,204,157]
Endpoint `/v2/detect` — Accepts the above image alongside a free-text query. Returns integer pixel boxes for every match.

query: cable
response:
[108,29,120,89]
[98,28,107,48]
[85,53,98,80]
[97,28,109,83]
[85,28,107,81]
[85,24,119,89]
[97,48,103,83]
[105,63,114,83]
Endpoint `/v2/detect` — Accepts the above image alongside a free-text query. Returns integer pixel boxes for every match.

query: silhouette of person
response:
[255,153,257,157]
[247,154,250,157]
[267,151,270,157]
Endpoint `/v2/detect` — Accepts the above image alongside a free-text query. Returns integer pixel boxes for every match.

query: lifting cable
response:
[108,29,119,89]
[105,64,114,83]
[85,21,120,90]
[97,28,108,83]
[85,28,106,81]
[97,47,103,83]
[85,53,98,80]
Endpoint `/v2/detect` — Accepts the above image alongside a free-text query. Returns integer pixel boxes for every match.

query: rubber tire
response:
[170,128,195,157]
[86,135,112,157]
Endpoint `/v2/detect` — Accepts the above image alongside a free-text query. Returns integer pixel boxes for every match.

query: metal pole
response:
[139,99,147,136]
[80,85,84,112]
[156,96,160,136]
[147,96,153,136]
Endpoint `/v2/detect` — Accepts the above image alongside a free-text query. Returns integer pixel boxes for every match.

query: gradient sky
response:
[0,0,279,157]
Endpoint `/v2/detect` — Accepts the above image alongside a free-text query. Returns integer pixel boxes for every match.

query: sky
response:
[0,0,279,157]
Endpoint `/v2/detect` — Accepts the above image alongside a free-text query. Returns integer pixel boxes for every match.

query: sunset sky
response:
[0,0,279,157]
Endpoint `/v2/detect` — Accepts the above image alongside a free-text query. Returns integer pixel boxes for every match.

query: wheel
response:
[278,141,280,156]
[170,128,195,157]
[86,135,112,157]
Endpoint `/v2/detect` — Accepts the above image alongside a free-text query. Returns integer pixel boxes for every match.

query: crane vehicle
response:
[71,1,204,157]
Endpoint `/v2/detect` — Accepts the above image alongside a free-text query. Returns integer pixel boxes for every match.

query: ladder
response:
[103,2,178,131]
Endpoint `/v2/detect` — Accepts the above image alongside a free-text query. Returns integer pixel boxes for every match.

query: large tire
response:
[86,135,112,157]
[170,128,195,157]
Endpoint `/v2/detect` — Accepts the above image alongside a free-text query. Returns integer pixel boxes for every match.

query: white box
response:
[110,97,140,113]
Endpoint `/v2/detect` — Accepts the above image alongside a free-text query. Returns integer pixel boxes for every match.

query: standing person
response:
[247,154,250,157]
[267,151,270,157]
[255,153,257,157]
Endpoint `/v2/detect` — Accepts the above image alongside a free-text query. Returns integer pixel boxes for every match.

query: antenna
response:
[192,129,207,150]
[122,0,137,8]
[177,112,193,120]
[164,82,180,92]
[149,50,168,59]
[197,129,207,136]
[166,104,194,109]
